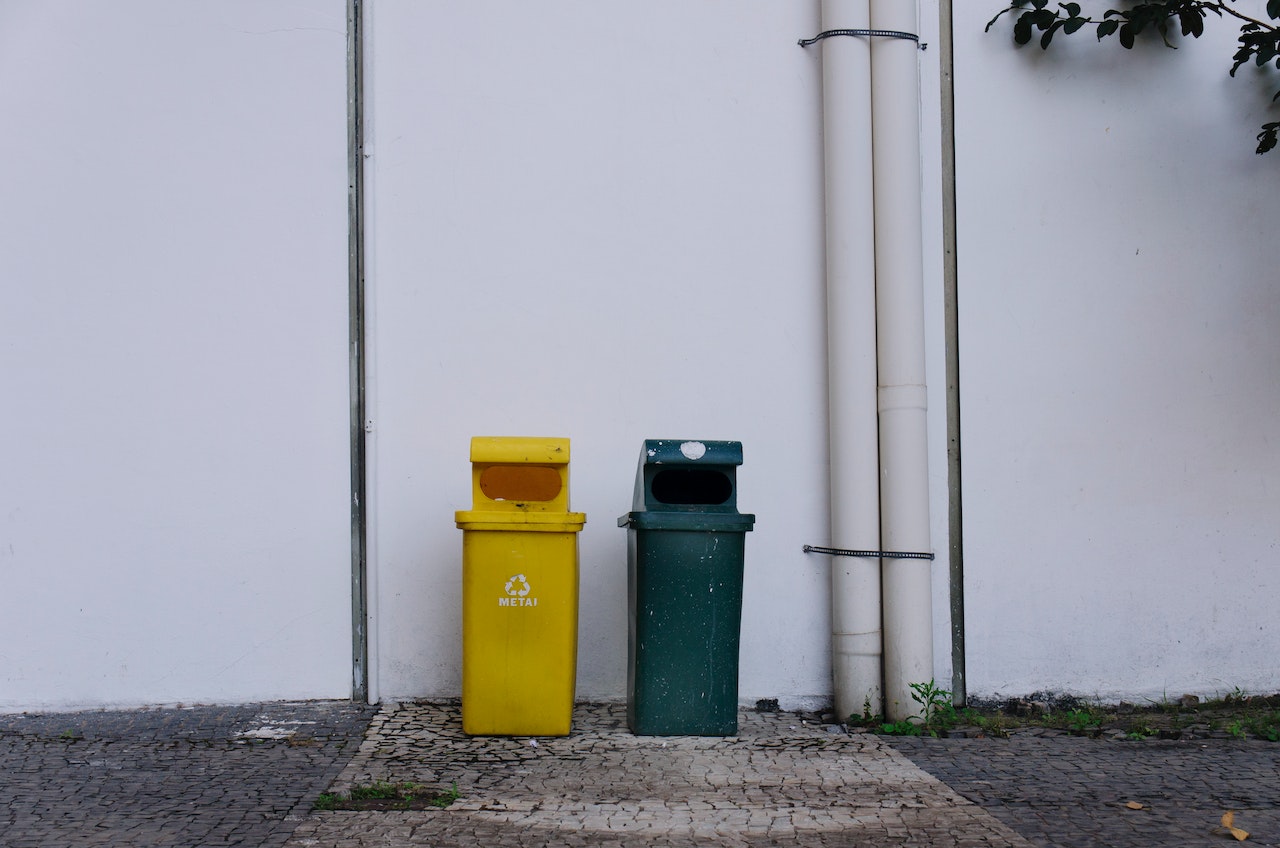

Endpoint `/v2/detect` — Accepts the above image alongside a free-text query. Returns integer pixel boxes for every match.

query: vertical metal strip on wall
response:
[347,0,369,703]
[938,0,965,707]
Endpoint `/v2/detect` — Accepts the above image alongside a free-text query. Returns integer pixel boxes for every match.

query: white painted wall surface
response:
[0,2,353,710]
[955,5,1280,700]
[364,1,953,708]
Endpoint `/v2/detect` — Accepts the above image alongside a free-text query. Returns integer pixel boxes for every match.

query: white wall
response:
[0,2,353,710]
[32,0,1260,714]
[364,1,954,709]
[955,6,1280,700]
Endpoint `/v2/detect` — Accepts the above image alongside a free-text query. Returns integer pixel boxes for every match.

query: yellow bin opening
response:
[455,437,586,736]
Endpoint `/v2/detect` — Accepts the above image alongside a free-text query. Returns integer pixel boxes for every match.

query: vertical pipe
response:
[346,0,369,703]
[938,0,966,708]
[360,0,383,706]
[820,0,884,722]
[869,0,934,723]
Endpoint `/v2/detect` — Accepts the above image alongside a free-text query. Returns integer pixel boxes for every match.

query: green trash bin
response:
[618,439,756,736]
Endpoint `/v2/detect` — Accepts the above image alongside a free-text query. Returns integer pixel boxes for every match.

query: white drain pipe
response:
[869,0,933,723]
[819,0,884,723]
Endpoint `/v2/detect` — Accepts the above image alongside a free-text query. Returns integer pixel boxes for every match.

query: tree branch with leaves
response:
[986,1,1280,153]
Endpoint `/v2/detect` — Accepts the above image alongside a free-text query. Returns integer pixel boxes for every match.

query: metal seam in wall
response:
[938,0,966,708]
[347,0,369,704]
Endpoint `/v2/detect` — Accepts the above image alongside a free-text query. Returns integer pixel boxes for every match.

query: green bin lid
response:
[625,439,751,520]
[640,440,742,467]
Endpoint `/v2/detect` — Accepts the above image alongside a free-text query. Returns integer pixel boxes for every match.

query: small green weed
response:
[315,781,459,811]
[910,680,955,728]
[847,695,881,729]
[1124,724,1156,741]
[1225,711,1280,741]
[1224,687,1249,704]
[861,680,961,738]
[914,680,965,737]
[858,687,1280,742]
[437,783,462,807]
[1059,708,1103,733]
[958,708,1011,738]
[879,719,922,736]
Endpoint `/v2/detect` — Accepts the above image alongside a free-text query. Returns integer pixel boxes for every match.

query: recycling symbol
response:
[504,574,532,597]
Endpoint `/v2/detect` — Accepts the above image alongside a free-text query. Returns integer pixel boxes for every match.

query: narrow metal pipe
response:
[819,0,885,724]
[347,0,369,704]
[938,0,966,708]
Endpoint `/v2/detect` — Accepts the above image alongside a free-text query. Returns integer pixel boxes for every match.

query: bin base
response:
[626,527,746,737]
[460,527,580,738]
[628,710,738,737]
[462,712,573,738]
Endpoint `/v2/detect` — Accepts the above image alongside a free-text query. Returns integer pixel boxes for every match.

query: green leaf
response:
[1119,23,1135,49]
[1041,19,1064,48]
[1178,9,1203,38]
[1029,8,1057,27]
[1014,16,1034,44]
[1061,2,1081,16]
[1064,16,1086,34]
[1257,122,1279,155]
[1097,19,1120,39]
[1268,0,1280,20]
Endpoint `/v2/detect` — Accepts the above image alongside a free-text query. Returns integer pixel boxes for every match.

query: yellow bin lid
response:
[460,436,582,519]
[470,436,570,465]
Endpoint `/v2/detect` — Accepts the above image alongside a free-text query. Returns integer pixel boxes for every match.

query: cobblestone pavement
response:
[5,699,1276,847]
[0,701,374,848]
[889,734,1280,848]
[285,702,1033,847]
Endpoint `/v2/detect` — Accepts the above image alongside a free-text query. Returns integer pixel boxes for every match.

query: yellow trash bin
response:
[455,436,586,736]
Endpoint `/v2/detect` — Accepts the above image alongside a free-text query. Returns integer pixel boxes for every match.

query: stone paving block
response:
[0,701,374,848]
[890,735,1280,848]
[284,702,1034,848]
[9,698,1274,847]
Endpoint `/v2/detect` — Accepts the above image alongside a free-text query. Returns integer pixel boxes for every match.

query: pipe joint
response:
[877,383,927,413]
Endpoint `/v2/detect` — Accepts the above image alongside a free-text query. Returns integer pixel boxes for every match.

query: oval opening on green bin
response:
[479,465,562,502]
[651,468,732,505]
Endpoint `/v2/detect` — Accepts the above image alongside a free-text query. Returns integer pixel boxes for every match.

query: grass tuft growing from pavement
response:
[850,685,1280,741]
[314,781,460,811]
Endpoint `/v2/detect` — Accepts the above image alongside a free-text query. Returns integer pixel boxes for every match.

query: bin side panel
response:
[627,528,746,736]
[462,529,579,736]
